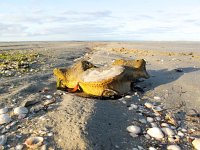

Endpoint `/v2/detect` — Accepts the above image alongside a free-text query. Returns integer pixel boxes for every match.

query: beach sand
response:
[0,42,200,149]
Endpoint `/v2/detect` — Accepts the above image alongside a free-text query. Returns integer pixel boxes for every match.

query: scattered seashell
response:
[45,95,52,99]
[144,102,154,109]
[14,107,28,115]
[153,96,161,100]
[177,131,184,137]
[192,138,200,150]
[139,118,147,124]
[126,125,141,134]
[153,106,163,112]
[155,117,161,121]
[40,144,48,150]
[190,129,195,133]
[171,126,176,130]
[138,146,145,150]
[129,133,138,138]
[150,122,158,127]
[125,95,132,99]
[0,114,11,125]
[47,132,53,137]
[129,104,138,109]
[181,128,187,132]
[39,129,48,135]
[162,128,175,136]
[16,135,22,138]
[149,147,157,150]
[0,135,7,146]
[144,134,151,140]
[1,128,8,134]
[18,113,27,119]
[168,135,180,143]
[161,123,170,127]
[15,144,24,150]
[24,136,44,149]
[167,145,181,150]
[44,98,56,106]
[147,117,154,123]
[165,112,177,126]
[147,127,164,140]
[0,107,8,115]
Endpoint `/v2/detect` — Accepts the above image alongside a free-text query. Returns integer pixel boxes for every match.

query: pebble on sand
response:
[0,114,11,125]
[167,145,181,150]
[147,117,154,123]
[144,102,154,109]
[147,127,164,140]
[15,144,24,150]
[149,147,157,150]
[126,125,141,134]
[192,138,200,150]
[153,96,161,100]
[162,127,175,136]
[24,136,44,149]
[0,107,8,115]
[0,135,7,146]
[14,106,28,115]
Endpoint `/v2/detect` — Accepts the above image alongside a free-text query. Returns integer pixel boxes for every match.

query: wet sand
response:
[0,42,200,149]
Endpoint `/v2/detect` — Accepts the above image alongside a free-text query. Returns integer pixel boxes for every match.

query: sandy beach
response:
[0,41,200,150]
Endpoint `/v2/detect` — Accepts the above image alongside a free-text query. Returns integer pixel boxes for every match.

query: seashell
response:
[144,134,151,139]
[18,113,27,119]
[153,96,161,100]
[24,136,44,149]
[167,145,181,150]
[161,123,170,127]
[155,117,161,121]
[45,95,52,99]
[0,114,11,125]
[139,118,147,124]
[44,98,56,106]
[0,135,7,146]
[144,102,154,109]
[162,128,175,136]
[129,133,138,138]
[177,131,184,137]
[181,128,187,132]
[129,104,138,110]
[149,147,157,150]
[168,135,180,143]
[47,132,53,137]
[125,95,132,99]
[153,106,163,112]
[126,125,141,134]
[171,126,176,130]
[138,146,144,150]
[192,138,200,150]
[41,144,47,150]
[15,144,24,150]
[147,117,154,123]
[14,106,28,115]
[150,122,158,127]
[147,127,164,140]
[0,107,8,115]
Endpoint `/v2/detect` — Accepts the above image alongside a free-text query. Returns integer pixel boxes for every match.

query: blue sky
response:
[0,0,200,41]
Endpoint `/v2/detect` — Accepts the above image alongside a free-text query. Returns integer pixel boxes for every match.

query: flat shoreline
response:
[0,42,199,149]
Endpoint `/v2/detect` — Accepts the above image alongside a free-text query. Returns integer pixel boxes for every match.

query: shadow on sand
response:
[143,67,200,91]
[84,67,200,149]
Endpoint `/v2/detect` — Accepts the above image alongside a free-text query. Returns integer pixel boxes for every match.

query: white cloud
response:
[0,3,200,41]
